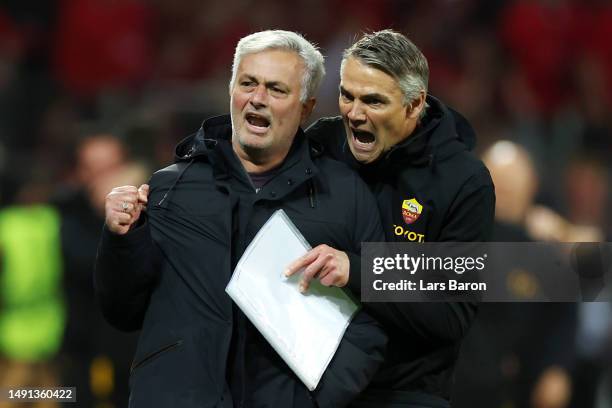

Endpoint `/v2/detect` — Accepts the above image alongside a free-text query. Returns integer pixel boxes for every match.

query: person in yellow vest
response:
[0,205,65,408]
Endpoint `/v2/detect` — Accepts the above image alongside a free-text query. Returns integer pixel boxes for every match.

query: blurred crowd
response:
[0,0,610,407]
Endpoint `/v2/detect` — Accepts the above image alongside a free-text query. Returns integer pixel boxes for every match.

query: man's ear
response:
[406,90,427,119]
[301,98,317,124]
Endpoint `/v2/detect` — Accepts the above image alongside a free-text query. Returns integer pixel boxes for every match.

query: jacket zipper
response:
[308,180,316,209]
[130,340,183,373]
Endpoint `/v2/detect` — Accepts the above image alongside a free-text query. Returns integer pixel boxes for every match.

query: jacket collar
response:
[173,114,319,198]
[384,95,467,163]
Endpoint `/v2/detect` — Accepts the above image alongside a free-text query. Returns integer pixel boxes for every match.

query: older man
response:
[290,30,495,407]
[95,30,386,408]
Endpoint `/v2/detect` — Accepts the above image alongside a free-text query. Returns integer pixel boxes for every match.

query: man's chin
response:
[348,143,380,164]
[240,141,268,154]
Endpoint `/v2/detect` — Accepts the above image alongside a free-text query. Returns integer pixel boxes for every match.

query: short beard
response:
[238,140,270,165]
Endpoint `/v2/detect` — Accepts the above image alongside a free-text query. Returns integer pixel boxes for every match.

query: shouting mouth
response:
[245,112,271,134]
[350,128,376,151]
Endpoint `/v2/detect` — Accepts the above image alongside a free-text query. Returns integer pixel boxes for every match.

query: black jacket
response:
[306,96,495,405]
[94,115,388,408]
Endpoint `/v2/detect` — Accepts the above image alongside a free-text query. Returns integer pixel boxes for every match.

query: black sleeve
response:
[348,168,493,343]
[93,214,161,332]
[305,117,346,160]
[313,311,387,407]
[361,301,478,343]
[346,172,386,293]
[308,117,379,295]
[439,167,495,242]
[313,174,387,407]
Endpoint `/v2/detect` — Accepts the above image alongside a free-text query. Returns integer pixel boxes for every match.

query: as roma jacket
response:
[306,96,495,406]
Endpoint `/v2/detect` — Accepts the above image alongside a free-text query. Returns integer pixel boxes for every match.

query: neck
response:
[232,143,287,174]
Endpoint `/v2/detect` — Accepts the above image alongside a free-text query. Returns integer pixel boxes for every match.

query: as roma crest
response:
[401,198,423,225]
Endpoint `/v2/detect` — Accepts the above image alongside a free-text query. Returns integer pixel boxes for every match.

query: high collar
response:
[158,115,319,207]
[174,114,318,186]
[175,115,316,165]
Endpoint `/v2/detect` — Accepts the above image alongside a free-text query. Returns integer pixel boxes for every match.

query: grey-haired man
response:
[95,30,387,408]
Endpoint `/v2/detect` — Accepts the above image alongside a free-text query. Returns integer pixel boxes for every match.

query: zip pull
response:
[157,159,195,207]
[308,180,316,209]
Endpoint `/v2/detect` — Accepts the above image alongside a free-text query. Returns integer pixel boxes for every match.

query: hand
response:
[284,244,350,293]
[104,184,149,235]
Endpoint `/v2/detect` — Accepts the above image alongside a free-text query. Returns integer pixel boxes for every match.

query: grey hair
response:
[230,30,325,103]
[342,29,429,114]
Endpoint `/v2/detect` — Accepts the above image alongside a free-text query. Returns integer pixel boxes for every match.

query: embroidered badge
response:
[401,198,423,225]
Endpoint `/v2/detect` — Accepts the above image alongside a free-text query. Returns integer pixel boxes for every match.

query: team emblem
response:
[401,198,423,225]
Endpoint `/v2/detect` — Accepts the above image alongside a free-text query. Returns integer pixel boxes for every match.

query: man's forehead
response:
[341,58,401,96]
[237,50,303,79]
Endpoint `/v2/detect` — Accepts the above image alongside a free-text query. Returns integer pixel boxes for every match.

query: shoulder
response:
[151,161,211,182]
[148,160,213,197]
[444,151,493,194]
[312,154,373,200]
[149,163,184,188]
[306,116,345,145]
[414,150,493,215]
[313,150,355,179]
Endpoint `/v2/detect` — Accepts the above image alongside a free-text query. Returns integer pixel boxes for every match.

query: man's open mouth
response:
[245,112,271,129]
[352,128,375,144]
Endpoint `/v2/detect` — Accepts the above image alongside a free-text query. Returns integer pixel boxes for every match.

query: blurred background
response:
[0,0,610,407]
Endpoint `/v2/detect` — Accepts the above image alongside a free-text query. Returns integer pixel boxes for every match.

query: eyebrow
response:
[339,86,352,97]
[339,86,390,104]
[241,75,289,90]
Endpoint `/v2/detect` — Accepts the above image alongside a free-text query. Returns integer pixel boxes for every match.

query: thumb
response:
[138,184,149,203]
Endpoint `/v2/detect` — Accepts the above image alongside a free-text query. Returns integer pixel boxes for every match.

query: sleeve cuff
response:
[101,213,150,249]
[346,251,362,296]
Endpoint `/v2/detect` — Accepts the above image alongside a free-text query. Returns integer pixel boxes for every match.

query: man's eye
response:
[271,87,286,94]
[340,93,352,101]
[241,81,255,87]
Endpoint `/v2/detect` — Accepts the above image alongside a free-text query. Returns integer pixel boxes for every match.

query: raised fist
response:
[104,184,149,235]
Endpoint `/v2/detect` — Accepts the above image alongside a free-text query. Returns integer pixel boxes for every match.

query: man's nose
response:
[250,84,268,108]
[347,101,366,123]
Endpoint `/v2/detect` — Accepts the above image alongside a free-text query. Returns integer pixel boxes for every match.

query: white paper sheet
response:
[225,209,360,391]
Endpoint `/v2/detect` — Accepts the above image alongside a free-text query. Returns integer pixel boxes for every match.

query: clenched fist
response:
[105,184,149,235]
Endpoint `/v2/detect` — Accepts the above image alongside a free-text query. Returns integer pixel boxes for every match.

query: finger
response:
[284,249,319,277]
[113,185,139,193]
[112,212,133,225]
[138,184,149,203]
[321,250,349,287]
[106,215,132,234]
[108,192,139,204]
[114,224,130,235]
[319,267,339,287]
[118,202,135,213]
[303,253,330,280]
[300,253,332,293]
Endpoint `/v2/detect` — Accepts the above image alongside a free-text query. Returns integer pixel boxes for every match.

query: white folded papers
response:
[225,209,360,391]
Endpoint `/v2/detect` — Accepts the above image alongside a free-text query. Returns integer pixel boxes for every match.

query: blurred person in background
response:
[564,156,610,240]
[564,155,612,408]
[0,203,65,408]
[453,140,577,408]
[52,134,144,408]
[300,29,495,408]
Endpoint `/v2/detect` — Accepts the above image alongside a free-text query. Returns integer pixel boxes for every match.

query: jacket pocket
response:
[130,340,183,373]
